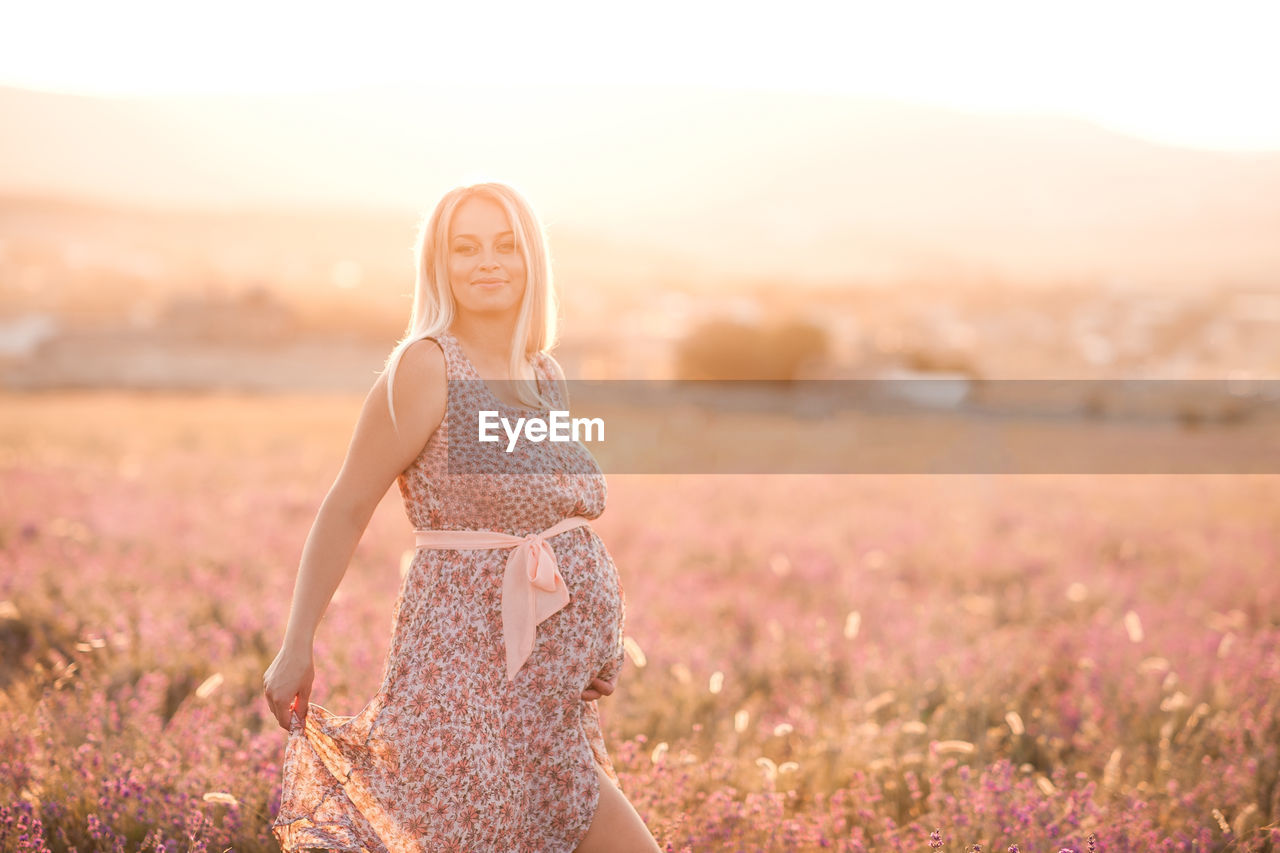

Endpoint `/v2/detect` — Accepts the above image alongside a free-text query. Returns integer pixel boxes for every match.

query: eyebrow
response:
[451,231,514,240]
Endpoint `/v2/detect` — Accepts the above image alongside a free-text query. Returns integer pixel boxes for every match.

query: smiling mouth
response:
[474,279,506,284]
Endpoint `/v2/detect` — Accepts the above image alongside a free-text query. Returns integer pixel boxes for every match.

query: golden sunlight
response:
[2,0,1279,150]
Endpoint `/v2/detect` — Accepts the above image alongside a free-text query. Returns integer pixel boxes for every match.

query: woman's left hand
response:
[580,674,617,702]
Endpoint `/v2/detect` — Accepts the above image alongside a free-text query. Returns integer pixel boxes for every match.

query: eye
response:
[454,244,477,255]
[498,242,516,253]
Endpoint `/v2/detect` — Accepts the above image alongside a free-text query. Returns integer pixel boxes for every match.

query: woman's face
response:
[447,195,528,321]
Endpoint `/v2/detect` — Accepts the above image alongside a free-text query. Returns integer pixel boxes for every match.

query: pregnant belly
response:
[389,532,623,697]
[524,529,625,697]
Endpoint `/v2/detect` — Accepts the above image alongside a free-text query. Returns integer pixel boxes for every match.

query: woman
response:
[262,181,661,852]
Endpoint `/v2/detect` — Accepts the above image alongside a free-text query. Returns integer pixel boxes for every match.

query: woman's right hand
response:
[263,644,315,732]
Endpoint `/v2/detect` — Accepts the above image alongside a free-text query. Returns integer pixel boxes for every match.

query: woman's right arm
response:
[262,338,447,731]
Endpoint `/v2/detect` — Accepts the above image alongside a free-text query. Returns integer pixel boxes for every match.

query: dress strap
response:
[533,351,566,409]
[430,330,465,381]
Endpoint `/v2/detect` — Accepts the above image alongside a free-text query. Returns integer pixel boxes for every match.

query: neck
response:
[450,313,524,374]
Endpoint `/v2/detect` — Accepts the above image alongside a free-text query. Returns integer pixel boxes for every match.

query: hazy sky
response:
[3,0,1278,152]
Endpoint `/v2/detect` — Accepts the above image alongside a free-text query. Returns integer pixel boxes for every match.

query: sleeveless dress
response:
[272,330,627,852]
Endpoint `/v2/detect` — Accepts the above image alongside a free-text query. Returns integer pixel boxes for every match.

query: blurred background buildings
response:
[1,83,1278,391]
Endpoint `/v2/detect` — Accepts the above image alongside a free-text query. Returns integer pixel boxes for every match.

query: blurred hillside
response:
[2,83,1279,389]
[3,84,1280,289]
[1,194,1278,390]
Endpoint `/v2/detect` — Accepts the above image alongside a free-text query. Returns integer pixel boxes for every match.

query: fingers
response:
[264,687,297,732]
[288,696,310,730]
[267,697,287,732]
[597,643,625,684]
[580,676,616,702]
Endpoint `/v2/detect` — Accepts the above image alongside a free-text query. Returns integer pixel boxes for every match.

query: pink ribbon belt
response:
[414,516,591,682]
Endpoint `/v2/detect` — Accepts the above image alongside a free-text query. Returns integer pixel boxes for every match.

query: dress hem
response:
[272,755,619,853]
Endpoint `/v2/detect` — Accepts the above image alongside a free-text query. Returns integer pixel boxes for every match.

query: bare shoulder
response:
[402,336,446,373]
[380,337,447,432]
[329,337,447,519]
[390,337,446,392]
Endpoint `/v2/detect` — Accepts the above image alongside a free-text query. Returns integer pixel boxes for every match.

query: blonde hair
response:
[383,181,559,431]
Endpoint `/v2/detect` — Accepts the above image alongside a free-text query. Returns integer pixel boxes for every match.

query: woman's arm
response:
[263,338,446,729]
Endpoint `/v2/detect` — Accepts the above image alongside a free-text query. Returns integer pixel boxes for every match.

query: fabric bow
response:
[500,532,572,681]
[415,516,590,681]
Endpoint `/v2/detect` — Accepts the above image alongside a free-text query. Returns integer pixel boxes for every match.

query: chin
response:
[463,298,523,316]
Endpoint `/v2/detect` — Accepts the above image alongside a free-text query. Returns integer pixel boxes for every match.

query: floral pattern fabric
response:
[272,330,626,852]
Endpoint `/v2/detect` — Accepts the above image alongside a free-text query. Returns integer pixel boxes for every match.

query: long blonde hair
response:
[383,181,559,431]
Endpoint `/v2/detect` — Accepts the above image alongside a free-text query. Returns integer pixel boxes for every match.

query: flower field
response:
[1,391,1277,852]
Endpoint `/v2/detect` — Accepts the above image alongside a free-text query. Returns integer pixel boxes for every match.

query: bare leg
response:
[573,763,662,853]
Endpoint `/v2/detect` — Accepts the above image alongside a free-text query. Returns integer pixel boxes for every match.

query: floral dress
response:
[272,329,627,852]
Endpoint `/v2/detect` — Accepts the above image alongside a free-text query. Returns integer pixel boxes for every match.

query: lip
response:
[473,278,506,285]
